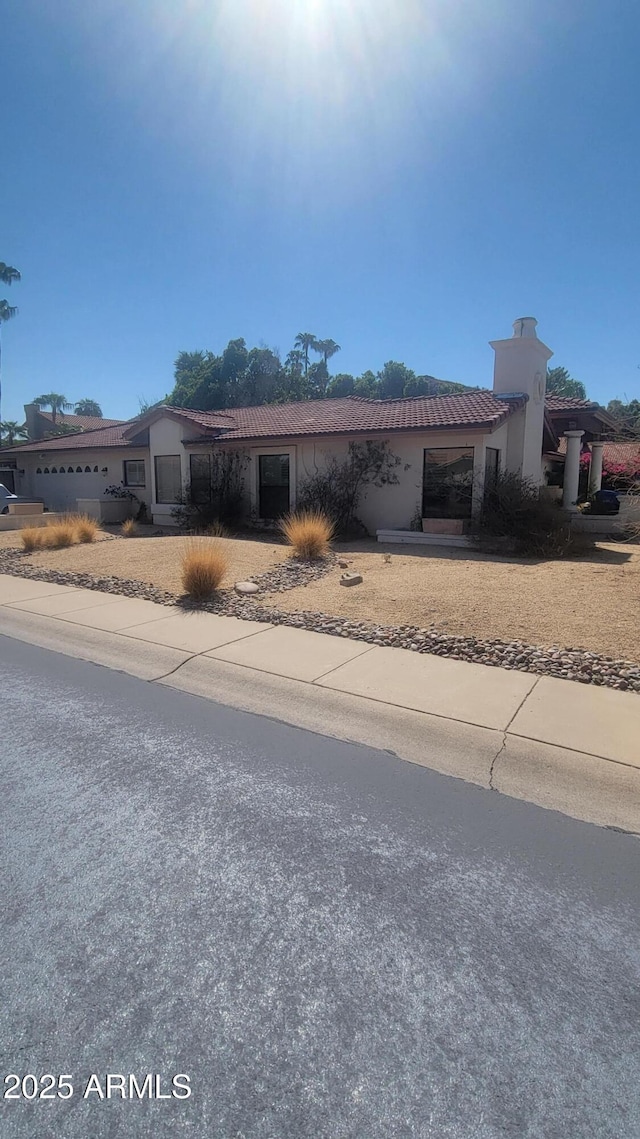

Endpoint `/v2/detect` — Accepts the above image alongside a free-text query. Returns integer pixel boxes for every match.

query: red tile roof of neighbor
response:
[38,411,125,430]
[7,422,135,452]
[556,437,640,468]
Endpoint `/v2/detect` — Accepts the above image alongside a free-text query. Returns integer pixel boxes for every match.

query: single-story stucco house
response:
[0,317,624,535]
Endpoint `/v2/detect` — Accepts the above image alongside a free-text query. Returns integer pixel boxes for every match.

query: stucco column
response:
[588,441,604,495]
[562,430,584,510]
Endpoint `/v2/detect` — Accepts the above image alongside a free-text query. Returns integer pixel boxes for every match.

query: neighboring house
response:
[2,318,620,531]
[24,403,125,441]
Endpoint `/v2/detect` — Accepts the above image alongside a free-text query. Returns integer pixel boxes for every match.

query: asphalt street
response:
[1,632,639,1138]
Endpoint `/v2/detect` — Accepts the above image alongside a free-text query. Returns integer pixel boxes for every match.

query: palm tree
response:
[315,338,341,368]
[0,420,27,447]
[0,263,21,426]
[33,393,73,425]
[74,398,103,417]
[294,332,318,376]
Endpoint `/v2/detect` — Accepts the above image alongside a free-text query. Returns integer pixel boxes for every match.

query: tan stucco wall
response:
[13,450,151,514]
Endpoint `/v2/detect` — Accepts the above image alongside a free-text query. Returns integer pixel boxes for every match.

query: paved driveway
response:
[2,634,639,1138]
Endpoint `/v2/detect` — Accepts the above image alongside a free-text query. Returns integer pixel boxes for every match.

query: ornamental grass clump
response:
[181,539,229,600]
[279,510,334,560]
[121,518,137,537]
[72,514,99,543]
[20,526,46,552]
[41,521,77,549]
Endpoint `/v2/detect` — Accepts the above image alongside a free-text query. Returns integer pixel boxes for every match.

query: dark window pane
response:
[259,454,290,518]
[422,448,474,519]
[190,454,212,504]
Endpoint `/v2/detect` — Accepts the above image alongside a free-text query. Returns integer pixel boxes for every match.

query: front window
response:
[190,454,212,504]
[124,459,146,487]
[422,447,474,519]
[258,454,290,519]
[154,455,182,504]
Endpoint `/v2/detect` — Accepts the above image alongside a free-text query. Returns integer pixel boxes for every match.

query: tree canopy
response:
[74,398,103,417]
[546,366,587,400]
[167,333,475,412]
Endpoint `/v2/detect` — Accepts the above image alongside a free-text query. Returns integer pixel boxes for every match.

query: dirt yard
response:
[269,540,640,662]
[25,532,288,595]
[3,527,639,661]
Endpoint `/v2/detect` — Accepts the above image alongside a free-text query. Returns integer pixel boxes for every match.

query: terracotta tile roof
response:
[168,392,523,442]
[5,422,137,453]
[39,411,125,430]
[545,395,598,412]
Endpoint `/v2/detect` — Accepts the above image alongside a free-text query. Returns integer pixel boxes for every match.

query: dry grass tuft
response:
[41,522,77,549]
[121,518,137,538]
[279,510,334,559]
[181,539,229,599]
[205,520,228,538]
[21,526,46,552]
[73,514,100,543]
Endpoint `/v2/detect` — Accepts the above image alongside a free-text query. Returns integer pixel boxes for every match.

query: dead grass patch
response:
[121,518,137,538]
[280,511,334,559]
[181,539,229,599]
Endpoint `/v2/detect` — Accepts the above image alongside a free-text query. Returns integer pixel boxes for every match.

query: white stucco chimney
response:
[490,317,553,486]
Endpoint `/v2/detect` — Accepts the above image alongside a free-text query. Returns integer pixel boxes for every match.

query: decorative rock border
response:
[1,548,638,693]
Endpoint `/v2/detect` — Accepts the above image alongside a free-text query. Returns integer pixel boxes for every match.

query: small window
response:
[84,466,91,473]
[36,467,42,474]
[93,466,98,473]
[76,466,82,473]
[44,468,49,475]
[123,459,146,487]
[485,448,500,490]
[154,455,182,504]
[190,453,212,504]
[60,467,67,473]
[51,467,58,474]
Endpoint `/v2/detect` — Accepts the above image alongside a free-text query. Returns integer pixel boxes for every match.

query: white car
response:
[0,483,44,514]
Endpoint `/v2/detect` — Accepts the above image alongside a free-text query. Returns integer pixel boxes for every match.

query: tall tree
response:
[315,338,341,367]
[377,361,416,400]
[326,373,355,398]
[353,370,378,397]
[0,420,27,446]
[74,399,103,417]
[33,393,73,424]
[546,366,587,400]
[0,262,21,425]
[607,398,640,435]
[294,332,318,376]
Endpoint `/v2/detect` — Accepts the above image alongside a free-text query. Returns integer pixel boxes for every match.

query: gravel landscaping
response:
[0,534,639,693]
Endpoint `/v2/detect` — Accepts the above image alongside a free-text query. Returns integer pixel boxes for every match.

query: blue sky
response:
[2,0,639,424]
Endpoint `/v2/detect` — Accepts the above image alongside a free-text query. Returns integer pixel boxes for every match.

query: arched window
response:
[44,468,50,475]
[93,466,98,473]
[51,467,58,474]
[84,466,91,473]
[76,466,82,473]
[36,467,42,474]
[60,467,67,473]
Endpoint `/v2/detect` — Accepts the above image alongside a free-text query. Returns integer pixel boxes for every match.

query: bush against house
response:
[471,471,580,558]
[296,440,401,536]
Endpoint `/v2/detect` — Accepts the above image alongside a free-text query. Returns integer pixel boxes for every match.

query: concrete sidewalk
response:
[1,574,638,831]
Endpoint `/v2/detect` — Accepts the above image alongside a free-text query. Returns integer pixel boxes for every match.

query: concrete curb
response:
[1,576,638,832]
